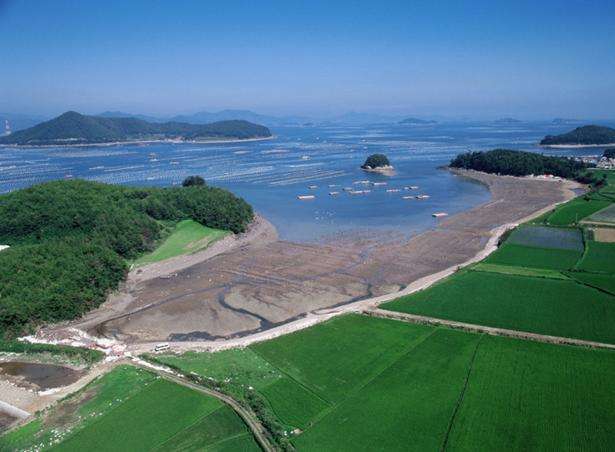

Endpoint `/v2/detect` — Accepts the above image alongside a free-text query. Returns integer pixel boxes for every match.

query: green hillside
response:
[540,125,615,145]
[0,179,253,338]
[0,111,272,145]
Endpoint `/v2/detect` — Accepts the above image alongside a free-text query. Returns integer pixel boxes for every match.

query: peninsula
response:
[540,125,615,146]
[0,111,272,146]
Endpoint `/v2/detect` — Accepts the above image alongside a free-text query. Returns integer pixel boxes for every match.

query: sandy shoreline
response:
[0,135,275,149]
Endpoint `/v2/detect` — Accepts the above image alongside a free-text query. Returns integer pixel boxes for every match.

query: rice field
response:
[585,204,615,225]
[383,271,615,344]
[134,219,228,265]
[0,365,258,452]
[505,225,583,251]
[153,315,615,451]
[545,197,611,226]
[576,240,615,274]
[483,243,581,270]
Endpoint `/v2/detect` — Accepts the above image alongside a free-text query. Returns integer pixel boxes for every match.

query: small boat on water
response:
[308,185,318,189]
[328,184,339,188]
[410,185,419,189]
[432,212,448,218]
[297,195,316,200]
[343,187,354,191]
[301,155,310,160]
[402,195,414,200]
[416,194,430,200]
[386,188,401,193]
[170,161,180,165]
[329,191,340,196]
[353,180,370,185]
[349,190,368,195]
[373,182,387,186]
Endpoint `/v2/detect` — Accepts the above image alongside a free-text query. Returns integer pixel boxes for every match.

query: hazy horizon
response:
[1,0,614,120]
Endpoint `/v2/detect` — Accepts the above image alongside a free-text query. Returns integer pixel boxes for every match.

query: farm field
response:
[483,243,581,270]
[0,365,258,452]
[543,197,610,226]
[134,219,228,265]
[576,240,615,274]
[567,271,615,296]
[585,204,615,225]
[154,315,615,451]
[383,270,615,344]
[446,335,615,451]
[471,262,569,279]
[504,225,583,251]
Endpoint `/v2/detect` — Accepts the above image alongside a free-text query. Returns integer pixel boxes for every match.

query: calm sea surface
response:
[0,121,611,242]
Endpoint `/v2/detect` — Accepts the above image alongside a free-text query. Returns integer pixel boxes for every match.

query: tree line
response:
[0,178,253,338]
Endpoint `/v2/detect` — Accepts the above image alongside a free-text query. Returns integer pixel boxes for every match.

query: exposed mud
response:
[56,170,580,344]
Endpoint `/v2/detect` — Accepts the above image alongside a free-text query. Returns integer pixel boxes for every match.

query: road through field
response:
[364,309,615,351]
[131,362,275,452]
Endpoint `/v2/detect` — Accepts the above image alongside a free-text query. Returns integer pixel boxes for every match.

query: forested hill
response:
[540,125,615,146]
[0,111,272,146]
[0,179,253,338]
[450,149,587,179]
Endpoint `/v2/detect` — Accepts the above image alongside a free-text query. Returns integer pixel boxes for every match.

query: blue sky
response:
[1,0,614,119]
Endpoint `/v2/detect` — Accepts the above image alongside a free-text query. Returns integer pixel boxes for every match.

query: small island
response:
[540,125,615,147]
[0,111,272,146]
[361,153,395,174]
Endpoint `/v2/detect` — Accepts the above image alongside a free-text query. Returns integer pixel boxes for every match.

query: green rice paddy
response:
[384,271,615,344]
[134,219,228,265]
[155,315,615,451]
[576,240,615,274]
[0,365,259,452]
[545,197,610,226]
[483,243,581,270]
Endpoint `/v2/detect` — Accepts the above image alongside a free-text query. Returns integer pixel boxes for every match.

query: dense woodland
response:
[0,111,272,145]
[0,179,253,338]
[450,149,588,179]
[540,125,615,145]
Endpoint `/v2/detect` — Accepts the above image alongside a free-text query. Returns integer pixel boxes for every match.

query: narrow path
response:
[364,308,615,351]
[132,363,275,452]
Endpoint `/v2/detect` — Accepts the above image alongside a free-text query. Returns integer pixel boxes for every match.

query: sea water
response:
[0,121,609,242]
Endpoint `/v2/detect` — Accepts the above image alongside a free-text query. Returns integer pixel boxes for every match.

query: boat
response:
[386,188,401,193]
[308,185,317,189]
[353,180,370,185]
[297,195,316,200]
[329,191,340,196]
[170,161,180,165]
[410,185,419,189]
[432,212,448,218]
[301,155,310,160]
[373,182,387,186]
[343,187,354,191]
[328,184,339,188]
[402,195,414,200]
[416,194,430,199]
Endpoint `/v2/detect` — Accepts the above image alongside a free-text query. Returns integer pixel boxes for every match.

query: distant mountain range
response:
[540,125,615,146]
[95,109,310,127]
[0,111,272,146]
[493,117,522,125]
[398,117,437,125]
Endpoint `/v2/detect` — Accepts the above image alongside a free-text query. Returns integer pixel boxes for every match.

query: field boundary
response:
[363,309,615,351]
[440,335,483,452]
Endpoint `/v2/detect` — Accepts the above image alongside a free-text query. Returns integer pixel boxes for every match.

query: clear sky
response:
[1,0,614,119]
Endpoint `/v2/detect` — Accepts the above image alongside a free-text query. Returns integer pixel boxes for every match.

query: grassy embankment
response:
[134,219,229,266]
[150,314,615,451]
[0,365,260,452]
